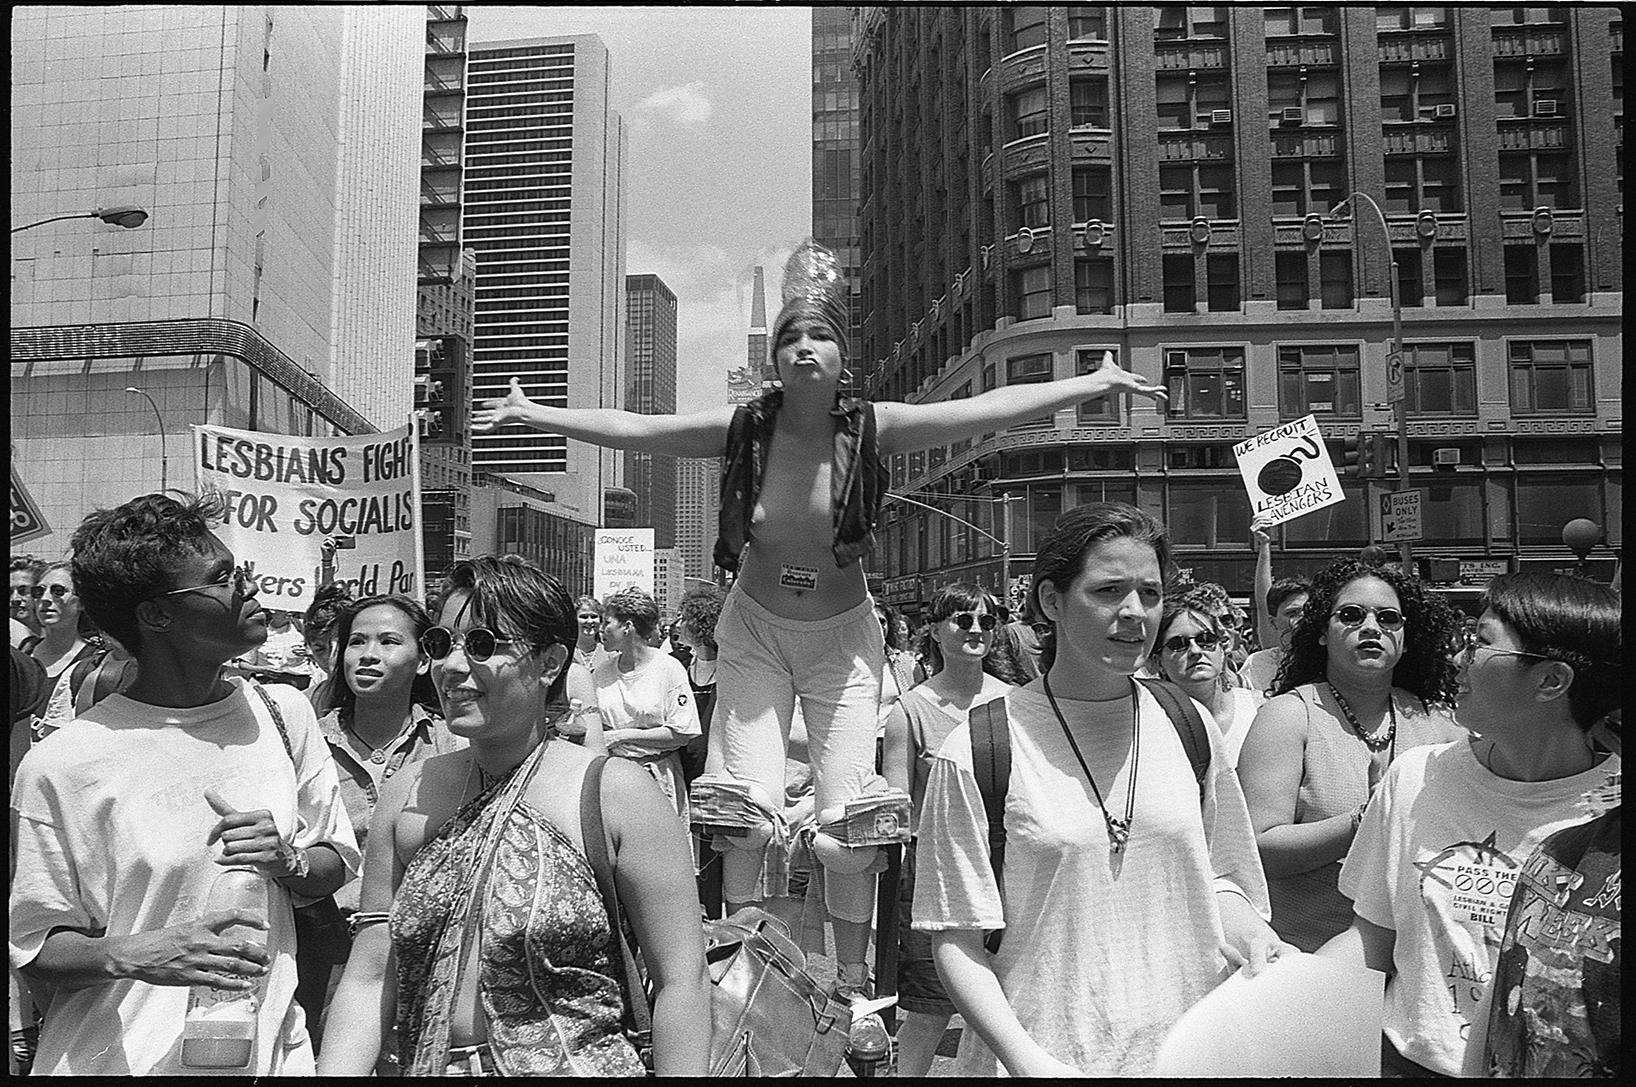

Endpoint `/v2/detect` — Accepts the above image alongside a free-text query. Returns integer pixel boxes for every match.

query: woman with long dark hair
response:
[911,504,1283,1076]
[319,557,709,1076]
[1322,573,1621,1076]
[1237,558,1464,953]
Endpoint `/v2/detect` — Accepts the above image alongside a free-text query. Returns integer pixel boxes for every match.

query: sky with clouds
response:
[469,6,812,414]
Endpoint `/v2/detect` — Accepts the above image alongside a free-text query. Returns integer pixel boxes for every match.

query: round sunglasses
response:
[1161,630,1221,653]
[419,626,526,663]
[948,612,998,632]
[29,584,73,600]
[1331,603,1405,630]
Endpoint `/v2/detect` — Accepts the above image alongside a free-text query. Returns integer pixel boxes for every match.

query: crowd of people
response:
[8,240,1621,1077]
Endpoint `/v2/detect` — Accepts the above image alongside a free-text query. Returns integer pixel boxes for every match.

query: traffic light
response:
[1340,432,1391,480]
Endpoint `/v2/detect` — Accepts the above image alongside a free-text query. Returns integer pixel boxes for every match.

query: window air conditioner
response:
[1281,106,1305,123]
[1433,103,1456,118]
[1534,99,1558,116]
[1432,448,1461,467]
[1210,109,1234,125]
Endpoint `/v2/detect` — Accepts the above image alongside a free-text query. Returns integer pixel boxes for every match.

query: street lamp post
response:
[886,490,1014,601]
[126,387,169,492]
[1332,193,1412,577]
[12,206,149,234]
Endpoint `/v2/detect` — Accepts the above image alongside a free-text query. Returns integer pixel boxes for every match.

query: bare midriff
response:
[734,426,869,620]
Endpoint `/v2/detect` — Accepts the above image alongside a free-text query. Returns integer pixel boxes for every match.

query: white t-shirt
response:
[1338,740,1621,1076]
[8,677,362,1076]
[1217,686,1262,768]
[592,652,701,820]
[1241,647,1283,696]
[911,684,1271,1076]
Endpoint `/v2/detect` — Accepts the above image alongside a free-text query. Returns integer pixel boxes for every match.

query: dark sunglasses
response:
[158,563,254,601]
[1162,630,1221,653]
[1332,603,1405,630]
[949,613,998,632]
[29,584,72,600]
[419,626,525,662]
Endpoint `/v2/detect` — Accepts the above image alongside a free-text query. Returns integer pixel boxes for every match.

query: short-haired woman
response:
[594,586,702,825]
[1153,599,1262,767]
[1320,573,1622,1077]
[912,504,1284,1076]
[1238,558,1465,954]
[319,557,710,1075]
[882,583,1017,1077]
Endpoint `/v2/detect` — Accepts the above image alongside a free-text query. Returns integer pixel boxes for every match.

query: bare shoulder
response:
[1247,690,1310,743]
[387,749,472,856]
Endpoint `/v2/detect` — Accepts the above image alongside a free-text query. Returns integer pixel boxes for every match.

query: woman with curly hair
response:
[674,584,728,785]
[1237,558,1464,953]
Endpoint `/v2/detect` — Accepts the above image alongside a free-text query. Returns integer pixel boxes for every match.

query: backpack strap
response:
[248,679,296,765]
[968,698,1011,955]
[65,654,101,708]
[579,756,655,1055]
[1135,678,1210,799]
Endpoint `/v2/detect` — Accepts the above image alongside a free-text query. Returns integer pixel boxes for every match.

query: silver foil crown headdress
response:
[772,237,850,363]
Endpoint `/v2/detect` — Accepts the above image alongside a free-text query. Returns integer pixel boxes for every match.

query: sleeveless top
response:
[391,767,645,1077]
[1266,683,1462,952]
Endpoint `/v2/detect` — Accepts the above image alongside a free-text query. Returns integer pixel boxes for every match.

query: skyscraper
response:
[675,456,722,583]
[10,5,415,552]
[730,266,770,402]
[856,6,1622,607]
[624,274,679,548]
[811,6,863,397]
[463,35,628,523]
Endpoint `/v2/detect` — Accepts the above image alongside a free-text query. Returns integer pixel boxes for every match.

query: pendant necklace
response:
[1042,672,1139,855]
[1326,681,1397,759]
[345,715,414,765]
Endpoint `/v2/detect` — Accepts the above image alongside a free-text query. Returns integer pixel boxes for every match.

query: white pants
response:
[706,585,885,924]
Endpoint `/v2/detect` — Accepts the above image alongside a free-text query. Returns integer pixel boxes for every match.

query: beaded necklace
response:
[1325,681,1397,757]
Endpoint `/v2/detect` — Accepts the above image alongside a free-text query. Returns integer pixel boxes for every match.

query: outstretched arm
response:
[474,377,735,457]
[875,350,1166,455]
[1251,515,1277,651]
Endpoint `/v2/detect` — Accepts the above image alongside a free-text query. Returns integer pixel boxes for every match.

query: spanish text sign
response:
[595,529,654,602]
[192,423,419,609]
[1233,414,1345,528]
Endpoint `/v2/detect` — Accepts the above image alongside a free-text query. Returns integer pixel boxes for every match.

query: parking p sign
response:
[1379,490,1422,543]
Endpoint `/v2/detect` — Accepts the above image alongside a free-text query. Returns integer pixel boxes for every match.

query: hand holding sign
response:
[1233,415,1346,529]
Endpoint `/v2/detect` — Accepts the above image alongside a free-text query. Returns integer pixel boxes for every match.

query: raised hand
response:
[472,377,536,434]
[1095,349,1168,404]
[1250,514,1275,552]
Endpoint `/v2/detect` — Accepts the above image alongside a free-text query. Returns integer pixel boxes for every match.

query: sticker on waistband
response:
[779,563,819,591]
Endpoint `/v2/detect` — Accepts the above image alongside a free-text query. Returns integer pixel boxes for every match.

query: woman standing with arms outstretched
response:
[910,504,1286,1076]
[474,239,1167,989]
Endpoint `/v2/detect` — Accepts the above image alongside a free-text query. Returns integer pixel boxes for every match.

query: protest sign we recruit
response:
[193,422,421,609]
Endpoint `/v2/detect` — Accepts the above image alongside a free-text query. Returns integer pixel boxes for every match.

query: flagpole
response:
[408,411,427,605]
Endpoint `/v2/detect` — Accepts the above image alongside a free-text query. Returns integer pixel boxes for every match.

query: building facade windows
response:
[1168,480,1251,546]
[1504,246,1539,304]
[1380,64,1455,122]
[1276,251,1310,308]
[1384,154,1461,213]
[1494,57,1570,120]
[1072,165,1112,222]
[1008,85,1050,140]
[1402,342,1476,415]
[1514,475,1603,545]
[1156,72,1230,130]
[1156,6,1229,42]
[1433,248,1468,306]
[1279,343,1361,417]
[1376,7,1451,32]
[1015,173,1050,227]
[1007,351,1055,428]
[1319,250,1353,308]
[1264,6,1338,37]
[1207,253,1240,311]
[1070,78,1109,128]
[1160,162,1236,219]
[1267,70,1342,126]
[1550,244,1585,303]
[1509,340,1593,414]
[1271,158,1346,216]
[1163,254,1197,312]
[1066,5,1107,41]
[1074,257,1115,314]
[1005,5,1049,53]
[1012,265,1053,319]
[1165,345,1246,419]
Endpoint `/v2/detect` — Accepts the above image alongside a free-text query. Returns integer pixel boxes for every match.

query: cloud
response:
[629,81,712,129]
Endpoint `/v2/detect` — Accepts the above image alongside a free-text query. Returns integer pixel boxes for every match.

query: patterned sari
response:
[391,745,646,1076]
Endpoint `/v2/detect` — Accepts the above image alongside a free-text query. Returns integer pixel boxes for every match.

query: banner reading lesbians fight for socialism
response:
[193,423,421,609]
